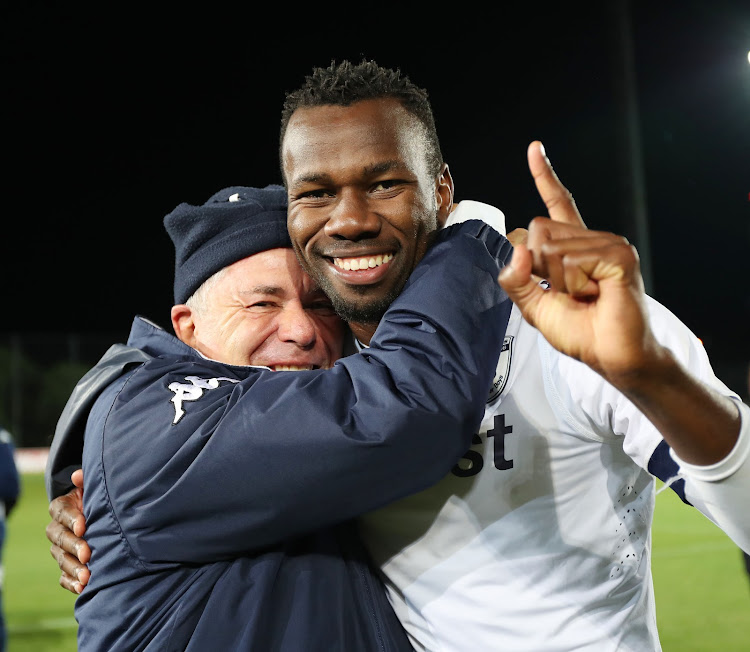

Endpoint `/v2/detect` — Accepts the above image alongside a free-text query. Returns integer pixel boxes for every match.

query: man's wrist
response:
[603,342,677,397]
[611,345,741,465]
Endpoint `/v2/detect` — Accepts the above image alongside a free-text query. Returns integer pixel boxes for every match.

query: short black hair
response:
[280,59,444,180]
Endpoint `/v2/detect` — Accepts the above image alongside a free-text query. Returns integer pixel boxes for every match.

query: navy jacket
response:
[0,428,20,517]
[47,221,513,650]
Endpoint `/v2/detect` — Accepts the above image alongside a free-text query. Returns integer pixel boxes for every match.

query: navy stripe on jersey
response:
[648,440,691,505]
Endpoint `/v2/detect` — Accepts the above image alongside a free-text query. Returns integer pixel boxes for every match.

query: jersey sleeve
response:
[97,220,514,563]
[541,296,750,553]
[671,401,750,553]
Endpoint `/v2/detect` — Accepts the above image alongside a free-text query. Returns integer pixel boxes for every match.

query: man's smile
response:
[270,364,317,371]
[333,253,394,271]
[327,253,395,285]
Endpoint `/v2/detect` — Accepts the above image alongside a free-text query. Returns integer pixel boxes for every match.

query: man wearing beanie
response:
[48,58,750,651]
[46,184,513,650]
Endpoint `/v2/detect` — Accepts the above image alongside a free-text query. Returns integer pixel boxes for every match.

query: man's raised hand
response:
[498,141,660,385]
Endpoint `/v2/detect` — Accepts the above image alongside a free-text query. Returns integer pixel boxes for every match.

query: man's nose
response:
[277,303,317,348]
[323,189,381,241]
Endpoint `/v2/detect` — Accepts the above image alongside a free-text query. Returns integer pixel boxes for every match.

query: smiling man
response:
[282,97,448,336]
[48,60,750,651]
[171,247,341,370]
[276,61,750,651]
[46,183,513,650]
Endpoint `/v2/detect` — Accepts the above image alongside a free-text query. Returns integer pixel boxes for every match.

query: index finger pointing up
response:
[528,141,586,228]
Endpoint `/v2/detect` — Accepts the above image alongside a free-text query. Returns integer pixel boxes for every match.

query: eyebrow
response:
[363,160,404,176]
[290,172,332,188]
[290,159,407,189]
[240,286,282,297]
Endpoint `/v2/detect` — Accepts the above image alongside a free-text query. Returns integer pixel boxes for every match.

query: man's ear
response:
[435,163,455,228]
[171,304,197,347]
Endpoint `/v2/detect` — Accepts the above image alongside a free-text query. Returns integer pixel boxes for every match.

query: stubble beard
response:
[311,224,439,328]
[316,272,407,326]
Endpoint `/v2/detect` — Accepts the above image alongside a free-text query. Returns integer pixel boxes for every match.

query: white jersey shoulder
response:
[445,200,506,235]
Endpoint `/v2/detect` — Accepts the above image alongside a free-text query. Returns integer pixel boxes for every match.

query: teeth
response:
[272,365,314,371]
[334,253,393,270]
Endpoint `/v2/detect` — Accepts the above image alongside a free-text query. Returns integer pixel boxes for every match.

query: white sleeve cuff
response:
[673,400,750,553]
[670,399,750,481]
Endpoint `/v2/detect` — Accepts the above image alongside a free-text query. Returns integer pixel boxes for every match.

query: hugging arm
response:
[50,220,513,580]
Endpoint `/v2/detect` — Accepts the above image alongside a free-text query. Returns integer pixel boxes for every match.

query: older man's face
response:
[179,248,344,369]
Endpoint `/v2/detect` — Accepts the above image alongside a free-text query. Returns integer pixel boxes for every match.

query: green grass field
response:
[4,474,749,651]
[5,474,77,651]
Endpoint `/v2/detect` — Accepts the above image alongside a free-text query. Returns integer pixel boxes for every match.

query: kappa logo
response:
[487,336,513,404]
[167,375,239,424]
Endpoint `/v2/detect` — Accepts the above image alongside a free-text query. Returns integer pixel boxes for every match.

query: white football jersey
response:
[358,202,750,652]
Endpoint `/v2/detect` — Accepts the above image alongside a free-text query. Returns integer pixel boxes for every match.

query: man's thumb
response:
[497,245,543,313]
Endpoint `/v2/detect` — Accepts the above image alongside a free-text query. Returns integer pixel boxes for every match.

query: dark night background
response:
[2,1,749,444]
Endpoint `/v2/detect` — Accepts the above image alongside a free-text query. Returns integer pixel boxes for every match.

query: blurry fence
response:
[0,331,127,449]
[1,330,747,451]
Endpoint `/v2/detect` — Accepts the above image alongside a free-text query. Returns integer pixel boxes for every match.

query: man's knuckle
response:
[613,240,634,255]
[627,244,641,265]
[51,525,65,548]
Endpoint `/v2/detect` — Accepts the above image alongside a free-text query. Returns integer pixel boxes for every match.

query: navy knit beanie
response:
[164,184,291,304]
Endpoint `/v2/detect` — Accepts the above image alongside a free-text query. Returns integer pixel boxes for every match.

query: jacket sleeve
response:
[45,344,152,500]
[97,220,513,563]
